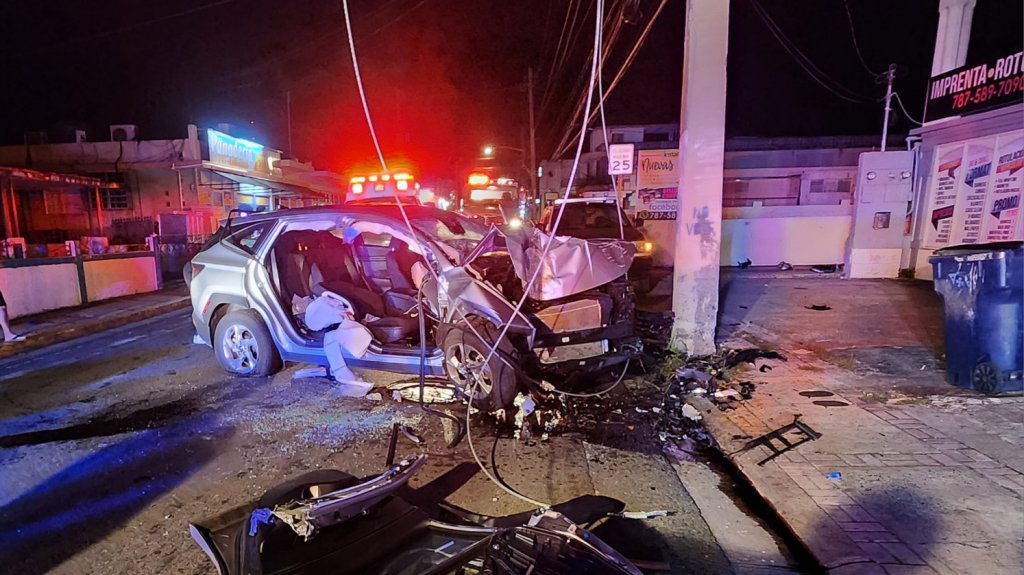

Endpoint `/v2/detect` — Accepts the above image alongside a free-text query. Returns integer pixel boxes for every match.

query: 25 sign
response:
[608,143,635,175]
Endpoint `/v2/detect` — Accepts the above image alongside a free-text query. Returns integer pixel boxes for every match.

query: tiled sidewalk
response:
[700,348,1024,575]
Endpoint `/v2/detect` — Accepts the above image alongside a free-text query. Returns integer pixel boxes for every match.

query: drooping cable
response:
[892,92,923,126]
[749,0,880,105]
[551,0,666,159]
[841,0,883,77]
[342,0,389,172]
[479,0,605,371]
[596,0,626,241]
[339,1,555,510]
[339,0,610,509]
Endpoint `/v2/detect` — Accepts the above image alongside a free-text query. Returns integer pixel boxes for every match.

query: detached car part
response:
[189,456,643,575]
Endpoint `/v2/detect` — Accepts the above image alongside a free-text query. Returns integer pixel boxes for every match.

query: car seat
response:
[308,233,386,320]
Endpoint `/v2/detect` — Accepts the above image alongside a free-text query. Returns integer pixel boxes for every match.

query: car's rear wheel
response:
[214,310,282,377]
[441,320,519,412]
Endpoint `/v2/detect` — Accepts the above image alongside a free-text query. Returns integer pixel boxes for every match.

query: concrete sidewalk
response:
[1,282,191,359]
[685,274,1024,575]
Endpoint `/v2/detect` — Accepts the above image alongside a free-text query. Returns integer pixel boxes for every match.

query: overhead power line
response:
[550,0,667,159]
[841,0,883,77]
[749,0,881,104]
[10,0,236,58]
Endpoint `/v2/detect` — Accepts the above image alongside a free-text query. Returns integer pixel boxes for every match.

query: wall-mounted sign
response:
[635,149,679,220]
[607,143,635,175]
[923,129,1023,248]
[924,50,1024,123]
[207,129,281,175]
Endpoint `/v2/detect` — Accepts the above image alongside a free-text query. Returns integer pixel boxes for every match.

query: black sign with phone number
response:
[637,210,677,221]
[924,50,1024,123]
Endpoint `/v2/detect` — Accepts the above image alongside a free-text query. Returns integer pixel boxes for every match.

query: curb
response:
[0,298,191,359]
[694,396,877,574]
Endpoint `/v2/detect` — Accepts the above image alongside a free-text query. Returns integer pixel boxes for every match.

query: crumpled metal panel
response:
[505,227,635,301]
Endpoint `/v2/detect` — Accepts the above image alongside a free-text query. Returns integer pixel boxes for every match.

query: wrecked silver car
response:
[189,454,643,575]
[188,204,641,410]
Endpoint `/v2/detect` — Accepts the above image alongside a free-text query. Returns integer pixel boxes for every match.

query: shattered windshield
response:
[411,212,489,262]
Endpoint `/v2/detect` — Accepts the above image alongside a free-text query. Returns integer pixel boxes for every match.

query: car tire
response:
[441,319,519,412]
[214,310,282,377]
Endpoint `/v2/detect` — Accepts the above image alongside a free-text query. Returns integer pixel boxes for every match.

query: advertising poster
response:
[636,149,679,220]
[924,144,964,247]
[952,139,995,244]
[983,130,1024,242]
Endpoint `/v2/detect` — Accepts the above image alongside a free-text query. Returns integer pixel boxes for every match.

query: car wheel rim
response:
[445,341,494,399]
[222,324,259,375]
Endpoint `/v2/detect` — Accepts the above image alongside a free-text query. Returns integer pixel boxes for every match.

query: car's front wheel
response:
[441,320,519,412]
[214,310,282,377]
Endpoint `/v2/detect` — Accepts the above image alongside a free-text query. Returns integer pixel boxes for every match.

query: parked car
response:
[187,204,640,410]
[538,198,654,291]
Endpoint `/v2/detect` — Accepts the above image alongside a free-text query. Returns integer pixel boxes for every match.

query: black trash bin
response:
[929,241,1023,394]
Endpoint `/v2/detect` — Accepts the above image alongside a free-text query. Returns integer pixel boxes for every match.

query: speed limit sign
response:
[608,143,635,175]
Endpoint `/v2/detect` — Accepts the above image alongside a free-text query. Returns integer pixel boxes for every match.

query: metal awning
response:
[195,161,335,200]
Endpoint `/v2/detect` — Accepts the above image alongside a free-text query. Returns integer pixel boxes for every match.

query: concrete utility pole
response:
[880,63,896,151]
[527,67,538,213]
[670,0,730,357]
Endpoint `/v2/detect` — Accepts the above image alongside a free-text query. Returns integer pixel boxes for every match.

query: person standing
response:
[0,286,25,343]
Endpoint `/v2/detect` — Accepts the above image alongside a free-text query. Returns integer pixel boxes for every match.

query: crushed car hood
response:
[503,227,636,301]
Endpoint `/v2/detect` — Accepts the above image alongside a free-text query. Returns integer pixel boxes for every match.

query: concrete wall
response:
[0,260,82,317]
[83,255,159,301]
[721,204,852,266]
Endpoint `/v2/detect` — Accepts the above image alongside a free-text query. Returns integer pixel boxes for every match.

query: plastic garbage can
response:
[929,242,1023,394]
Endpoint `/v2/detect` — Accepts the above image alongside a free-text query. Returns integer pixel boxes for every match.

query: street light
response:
[481,144,524,158]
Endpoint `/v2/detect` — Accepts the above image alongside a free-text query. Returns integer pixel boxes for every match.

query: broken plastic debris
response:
[615,510,672,519]
[292,366,329,380]
[690,388,707,396]
[390,382,457,404]
[337,380,373,398]
[714,389,740,400]
[676,367,712,382]
[635,407,650,414]
[249,508,274,536]
[778,261,793,271]
[824,471,842,482]
[681,404,702,421]
[365,392,383,402]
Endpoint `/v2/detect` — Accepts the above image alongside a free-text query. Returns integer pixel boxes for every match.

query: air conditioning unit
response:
[110,124,139,142]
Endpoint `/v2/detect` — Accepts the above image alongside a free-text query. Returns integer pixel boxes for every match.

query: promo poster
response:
[952,139,995,244]
[924,144,964,247]
[983,131,1024,242]
[635,149,679,221]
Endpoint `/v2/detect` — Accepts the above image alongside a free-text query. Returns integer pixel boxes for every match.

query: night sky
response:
[0,1,1019,178]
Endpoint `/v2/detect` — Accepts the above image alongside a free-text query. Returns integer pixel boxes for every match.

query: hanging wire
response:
[841,0,883,77]
[339,0,613,509]
[892,92,923,126]
[551,0,667,159]
[748,0,881,105]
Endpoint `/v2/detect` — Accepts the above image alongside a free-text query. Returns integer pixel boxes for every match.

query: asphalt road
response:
[0,309,801,575]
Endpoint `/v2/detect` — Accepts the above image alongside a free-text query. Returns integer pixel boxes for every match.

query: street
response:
[0,309,804,574]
